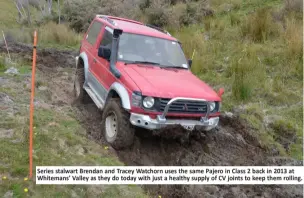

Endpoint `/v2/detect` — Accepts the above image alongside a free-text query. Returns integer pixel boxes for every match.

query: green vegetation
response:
[0,61,148,197]
[0,0,81,50]
[169,0,302,158]
[0,0,303,197]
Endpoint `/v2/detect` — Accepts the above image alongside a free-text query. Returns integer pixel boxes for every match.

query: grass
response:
[0,0,19,29]
[3,22,82,50]
[0,57,148,198]
[0,1,82,50]
[0,0,302,169]
[170,1,303,159]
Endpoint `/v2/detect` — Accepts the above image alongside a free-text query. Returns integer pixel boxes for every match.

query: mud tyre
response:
[101,98,135,150]
[73,68,90,104]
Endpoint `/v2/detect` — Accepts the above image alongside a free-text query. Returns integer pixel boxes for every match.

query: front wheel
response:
[101,98,135,150]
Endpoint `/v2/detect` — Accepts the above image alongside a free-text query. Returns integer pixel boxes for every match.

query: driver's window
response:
[100,29,113,48]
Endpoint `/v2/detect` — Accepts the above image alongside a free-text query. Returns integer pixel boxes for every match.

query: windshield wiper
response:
[162,65,188,69]
[125,61,160,65]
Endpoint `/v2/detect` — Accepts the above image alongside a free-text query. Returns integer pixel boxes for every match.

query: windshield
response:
[117,33,189,68]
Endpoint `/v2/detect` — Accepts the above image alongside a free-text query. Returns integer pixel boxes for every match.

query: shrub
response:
[139,0,151,11]
[146,4,169,27]
[284,0,303,13]
[63,0,99,32]
[63,0,140,33]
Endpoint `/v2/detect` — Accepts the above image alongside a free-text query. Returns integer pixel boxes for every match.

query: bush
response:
[139,0,151,11]
[284,0,303,13]
[62,0,213,31]
[146,6,169,27]
[63,0,140,32]
[63,0,99,32]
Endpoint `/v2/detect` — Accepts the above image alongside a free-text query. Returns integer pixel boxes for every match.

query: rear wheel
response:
[101,98,135,149]
[73,68,89,104]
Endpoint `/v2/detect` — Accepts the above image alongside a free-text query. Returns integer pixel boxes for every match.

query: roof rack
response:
[96,15,118,26]
[145,24,171,36]
[96,15,144,26]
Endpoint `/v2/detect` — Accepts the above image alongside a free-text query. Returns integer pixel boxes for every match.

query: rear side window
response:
[100,29,113,47]
[86,21,102,45]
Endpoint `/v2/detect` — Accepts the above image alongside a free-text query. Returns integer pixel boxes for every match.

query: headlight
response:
[209,102,216,112]
[143,96,154,108]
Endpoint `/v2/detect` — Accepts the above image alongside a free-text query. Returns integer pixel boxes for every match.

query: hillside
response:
[0,0,303,197]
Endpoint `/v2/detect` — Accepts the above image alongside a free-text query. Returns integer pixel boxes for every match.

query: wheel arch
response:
[106,82,131,110]
[77,52,89,81]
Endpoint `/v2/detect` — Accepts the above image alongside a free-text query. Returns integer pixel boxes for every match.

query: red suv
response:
[73,15,224,149]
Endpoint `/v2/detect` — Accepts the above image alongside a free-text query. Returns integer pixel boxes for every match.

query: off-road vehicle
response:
[73,15,224,149]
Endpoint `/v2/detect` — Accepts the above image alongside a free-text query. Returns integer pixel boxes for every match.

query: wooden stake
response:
[2,31,11,62]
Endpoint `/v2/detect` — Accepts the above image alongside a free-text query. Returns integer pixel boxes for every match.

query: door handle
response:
[93,59,97,63]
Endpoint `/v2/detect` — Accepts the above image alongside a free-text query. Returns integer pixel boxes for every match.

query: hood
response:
[122,64,221,101]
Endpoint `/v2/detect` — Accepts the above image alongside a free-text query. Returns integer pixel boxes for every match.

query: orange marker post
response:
[29,31,37,179]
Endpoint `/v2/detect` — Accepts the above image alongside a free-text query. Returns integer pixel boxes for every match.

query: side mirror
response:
[98,46,111,60]
[218,88,225,98]
[188,59,192,68]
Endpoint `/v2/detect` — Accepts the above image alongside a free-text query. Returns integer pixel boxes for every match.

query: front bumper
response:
[130,113,219,131]
[129,97,219,131]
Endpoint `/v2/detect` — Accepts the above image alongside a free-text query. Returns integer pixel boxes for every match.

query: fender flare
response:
[107,82,131,110]
[77,52,89,81]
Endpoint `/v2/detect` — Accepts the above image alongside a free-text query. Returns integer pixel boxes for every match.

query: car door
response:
[91,26,113,96]
[82,20,107,101]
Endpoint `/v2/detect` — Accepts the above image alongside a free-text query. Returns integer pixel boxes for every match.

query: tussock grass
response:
[3,22,81,49]
[38,22,82,47]
[241,7,282,42]
[231,47,267,101]
[284,17,303,61]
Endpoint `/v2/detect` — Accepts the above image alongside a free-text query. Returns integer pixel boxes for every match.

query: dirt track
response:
[1,42,303,198]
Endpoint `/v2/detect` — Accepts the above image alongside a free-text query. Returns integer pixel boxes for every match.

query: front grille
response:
[158,98,209,114]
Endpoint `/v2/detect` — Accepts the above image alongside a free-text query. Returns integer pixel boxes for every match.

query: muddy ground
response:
[1,41,303,198]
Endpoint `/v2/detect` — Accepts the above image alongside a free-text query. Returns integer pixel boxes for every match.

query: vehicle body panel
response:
[119,62,221,101]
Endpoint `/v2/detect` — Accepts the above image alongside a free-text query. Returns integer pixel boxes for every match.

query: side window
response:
[86,21,102,45]
[100,29,113,48]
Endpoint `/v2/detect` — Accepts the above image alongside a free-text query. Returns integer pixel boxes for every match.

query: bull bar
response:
[130,97,219,131]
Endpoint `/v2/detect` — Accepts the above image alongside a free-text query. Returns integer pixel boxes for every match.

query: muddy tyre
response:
[73,68,89,104]
[101,98,135,150]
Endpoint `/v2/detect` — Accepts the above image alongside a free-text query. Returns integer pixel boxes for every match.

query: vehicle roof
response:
[95,15,177,41]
